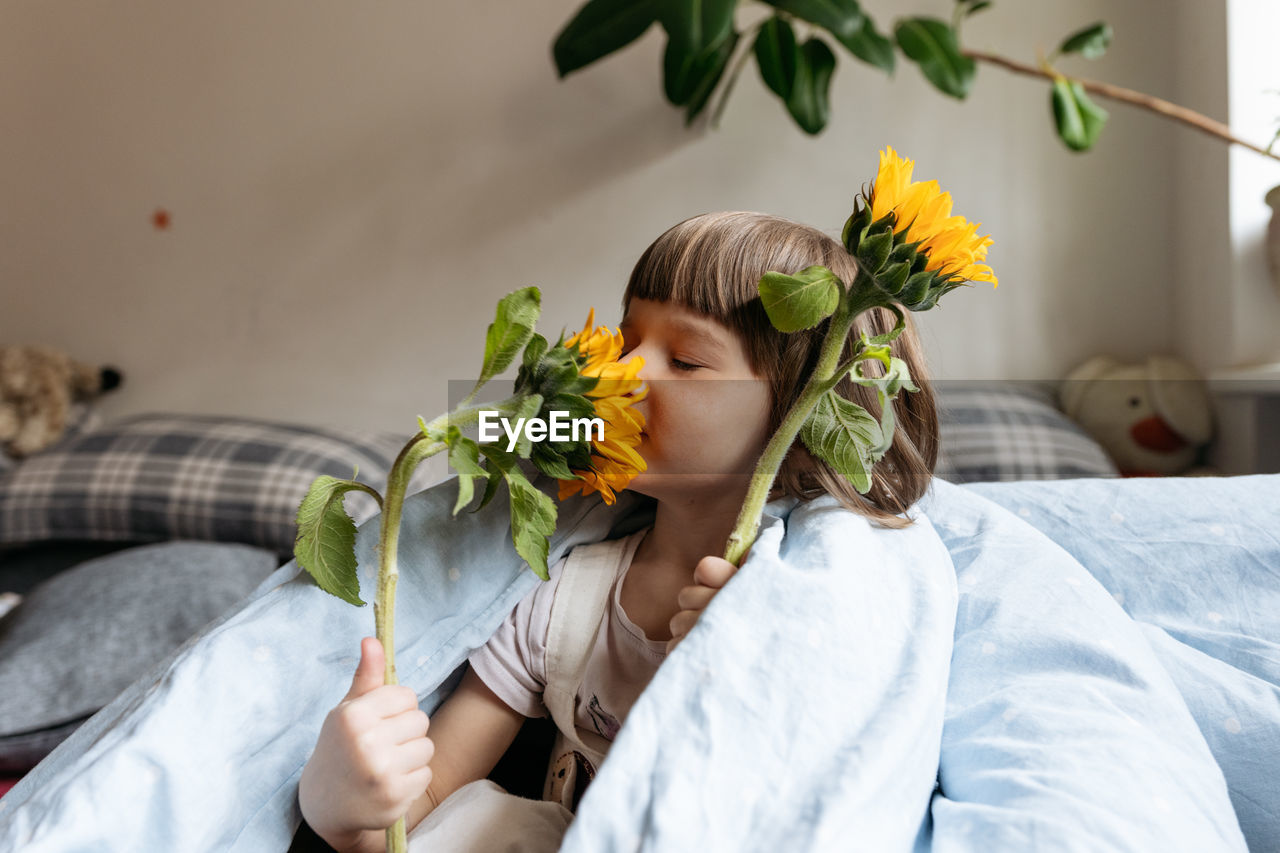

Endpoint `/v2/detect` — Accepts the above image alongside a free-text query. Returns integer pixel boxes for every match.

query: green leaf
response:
[842,15,895,73]
[849,354,919,456]
[866,303,906,345]
[799,390,882,494]
[553,0,658,78]
[786,37,837,134]
[1051,77,1109,151]
[758,265,842,332]
[474,464,504,513]
[754,16,798,99]
[761,0,863,49]
[501,465,558,581]
[841,202,873,253]
[894,17,974,98]
[294,475,373,606]
[657,0,737,105]
[531,446,578,480]
[685,30,740,125]
[446,429,486,516]
[965,0,991,17]
[857,228,893,273]
[875,260,910,296]
[1059,22,1111,60]
[900,270,935,304]
[476,288,541,393]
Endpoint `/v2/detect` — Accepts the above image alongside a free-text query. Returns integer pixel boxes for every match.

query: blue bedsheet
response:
[0,473,1275,851]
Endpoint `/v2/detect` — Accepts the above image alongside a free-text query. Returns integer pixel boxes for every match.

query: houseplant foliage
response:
[552,0,1280,162]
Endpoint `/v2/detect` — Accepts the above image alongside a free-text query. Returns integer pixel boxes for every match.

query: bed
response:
[2,384,1274,850]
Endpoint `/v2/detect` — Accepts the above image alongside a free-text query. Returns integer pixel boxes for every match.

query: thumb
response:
[345,637,385,701]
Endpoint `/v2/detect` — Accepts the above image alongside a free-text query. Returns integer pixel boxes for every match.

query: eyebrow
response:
[619,316,728,354]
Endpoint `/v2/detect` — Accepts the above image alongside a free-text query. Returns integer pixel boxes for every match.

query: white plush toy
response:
[1059,355,1215,477]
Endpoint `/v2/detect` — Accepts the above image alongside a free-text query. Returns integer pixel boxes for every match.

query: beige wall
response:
[2,0,1269,438]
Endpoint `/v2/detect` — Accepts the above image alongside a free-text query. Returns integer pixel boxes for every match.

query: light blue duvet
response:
[0,473,1276,851]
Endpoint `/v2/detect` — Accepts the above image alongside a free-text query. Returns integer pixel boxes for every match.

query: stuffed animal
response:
[1059,355,1215,477]
[0,345,123,459]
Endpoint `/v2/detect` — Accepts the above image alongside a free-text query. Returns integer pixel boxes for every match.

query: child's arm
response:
[298,638,524,853]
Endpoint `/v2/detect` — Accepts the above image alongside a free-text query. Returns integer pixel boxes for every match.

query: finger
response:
[676,584,716,611]
[389,736,436,774]
[357,684,421,718]
[344,637,385,701]
[665,635,681,655]
[669,609,699,640]
[379,708,430,745]
[693,556,737,589]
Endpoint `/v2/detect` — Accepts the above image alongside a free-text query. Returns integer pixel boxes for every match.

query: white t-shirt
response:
[467,527,664,741]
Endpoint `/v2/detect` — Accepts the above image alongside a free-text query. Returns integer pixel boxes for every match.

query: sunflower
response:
[556,308,647,505]
[868,146,998,287]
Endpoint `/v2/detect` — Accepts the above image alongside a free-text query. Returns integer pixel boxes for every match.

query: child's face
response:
[617,298,773,501]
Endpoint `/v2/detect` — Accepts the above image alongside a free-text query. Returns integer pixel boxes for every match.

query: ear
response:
[1059,355,1121,420]
[1145,356,1213,444]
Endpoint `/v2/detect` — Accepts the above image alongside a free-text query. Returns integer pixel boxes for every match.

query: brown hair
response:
[622,211,939,529]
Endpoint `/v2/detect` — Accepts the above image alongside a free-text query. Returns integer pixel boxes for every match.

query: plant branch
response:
[964,48,1280,163]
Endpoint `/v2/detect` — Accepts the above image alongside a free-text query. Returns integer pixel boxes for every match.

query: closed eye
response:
[671,358,701,372]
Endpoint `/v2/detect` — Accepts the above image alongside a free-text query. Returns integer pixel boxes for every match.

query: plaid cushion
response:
[935,382,1118,483]
[0,414,414,557]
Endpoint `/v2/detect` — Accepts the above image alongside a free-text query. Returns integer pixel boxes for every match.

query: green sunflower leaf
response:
[294,475,376,606]
[799,390,882,494]
[849,354,919,455]
[841,202,873,254]
[446,428,486,516]
[476,288,540,394]
[758,265,842,332]
[501,464,558,581]
[857,228,894,273]
[474,463,504,513]
[876,260,911,296]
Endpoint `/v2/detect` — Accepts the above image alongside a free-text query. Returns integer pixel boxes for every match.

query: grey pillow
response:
[0,541,278,772]
[935,381,1119,483]
[0,413,407,558]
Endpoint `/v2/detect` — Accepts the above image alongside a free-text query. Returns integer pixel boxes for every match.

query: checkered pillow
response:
[0,414,412,557]
[934,382,1118,483]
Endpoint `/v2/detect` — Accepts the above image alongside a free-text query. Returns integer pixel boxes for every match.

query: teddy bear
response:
[1059,355,1215,477]
[0,345,123,459]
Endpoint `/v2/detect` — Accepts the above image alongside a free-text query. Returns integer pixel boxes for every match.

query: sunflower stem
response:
[723,287,884,565]
[373,430,447,853]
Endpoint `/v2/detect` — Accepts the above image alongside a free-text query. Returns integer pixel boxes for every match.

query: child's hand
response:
[298,637,435,853]
[667,555,738,654]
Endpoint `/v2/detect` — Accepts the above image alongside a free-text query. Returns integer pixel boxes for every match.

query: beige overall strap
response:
[542,536,625,757]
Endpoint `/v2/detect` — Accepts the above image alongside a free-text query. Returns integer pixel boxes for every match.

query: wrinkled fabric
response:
[0,474,1275,852]
[959,475,1279,852]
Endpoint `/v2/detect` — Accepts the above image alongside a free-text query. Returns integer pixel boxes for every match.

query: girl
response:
[296,211,940,852]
